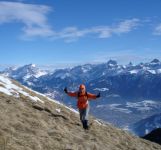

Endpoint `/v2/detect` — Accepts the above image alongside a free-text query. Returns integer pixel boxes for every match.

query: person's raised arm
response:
[87,92,101,99]
[64,87,77,97]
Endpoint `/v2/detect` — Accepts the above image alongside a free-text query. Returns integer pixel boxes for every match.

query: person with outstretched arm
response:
[64,84,100,130]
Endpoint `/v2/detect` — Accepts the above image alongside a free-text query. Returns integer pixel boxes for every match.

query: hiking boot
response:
[83,120,89,130]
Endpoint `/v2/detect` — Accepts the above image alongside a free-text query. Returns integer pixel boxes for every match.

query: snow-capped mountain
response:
[2,64,48,86]
[32,59,161,101]
[129,113,161,137]
[1,59,161,131]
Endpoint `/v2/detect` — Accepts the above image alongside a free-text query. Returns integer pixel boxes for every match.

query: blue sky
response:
[0,0,161,69]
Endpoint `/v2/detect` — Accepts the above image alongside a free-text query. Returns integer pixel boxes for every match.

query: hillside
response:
[0,75,161,150]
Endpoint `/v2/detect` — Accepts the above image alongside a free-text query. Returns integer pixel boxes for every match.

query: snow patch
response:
[0,86,12,95]
[0,75,43,103]
[157,69,161,74]
[129,70,139,74]
[110,104,122,107]
[56,108,61,113]
[34,71,47,78]
[109,104,132,113]
[96,105,106,108]
[145,129,149,135]
[31,64,36,67]
[23,74,32,80]
[94,119,107,126]
[94,120,102,125]
[55,73,71,79]
[147,70,156,74]
[94,88,109,92]
[123,126,130,131]
[82,67,89,73]
[126,100,159,111]
[107,94,121,98]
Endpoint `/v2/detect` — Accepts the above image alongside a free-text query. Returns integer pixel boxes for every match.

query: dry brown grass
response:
[0,92,161,150]
[0,83,5,88]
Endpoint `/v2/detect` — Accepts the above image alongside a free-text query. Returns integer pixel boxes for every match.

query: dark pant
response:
[79,106,89,129]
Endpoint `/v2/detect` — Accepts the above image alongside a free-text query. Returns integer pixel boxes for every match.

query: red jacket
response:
[67,91,97,109]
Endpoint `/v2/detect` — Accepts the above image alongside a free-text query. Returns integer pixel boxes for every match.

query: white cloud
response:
[114,18,139,34]
[53,27,90,42]
[91,26,112,38]
[54,19,140,42]
[0,1,140,41]
[154,24,161,35]
[0,1,54,37]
